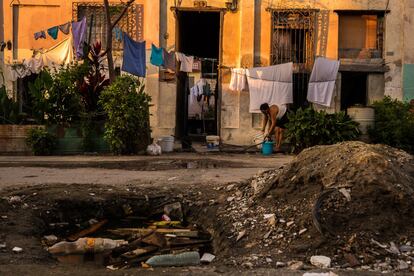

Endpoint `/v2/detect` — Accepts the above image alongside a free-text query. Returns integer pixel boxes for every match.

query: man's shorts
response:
[276,112,289,129]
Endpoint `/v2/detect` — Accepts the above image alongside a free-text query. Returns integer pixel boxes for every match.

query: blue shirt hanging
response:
[122,34,146,77]
[150,44,164,66]
[47,26,59,40]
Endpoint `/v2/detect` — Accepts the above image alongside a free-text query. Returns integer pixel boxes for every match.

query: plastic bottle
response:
[145,251,200,267]
[48,238,127,255]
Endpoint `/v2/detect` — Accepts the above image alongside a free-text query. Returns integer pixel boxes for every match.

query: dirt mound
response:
[218,142,414,272]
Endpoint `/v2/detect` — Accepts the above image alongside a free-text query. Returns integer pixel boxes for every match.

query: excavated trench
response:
[36,193,220,268]
[0,184,231,271]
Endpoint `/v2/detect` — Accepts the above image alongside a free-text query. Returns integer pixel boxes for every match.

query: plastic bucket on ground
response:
[206,135,220,150]
[347,107,375,134]
[262,141,274,156]
[159,136,175,153]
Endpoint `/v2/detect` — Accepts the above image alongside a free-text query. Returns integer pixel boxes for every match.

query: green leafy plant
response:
[99,75,151,154]
[0,85,25,124]
[285,107,361,153]
[26,127,56,155]
[368,96,414,153]
[29,64,88,126]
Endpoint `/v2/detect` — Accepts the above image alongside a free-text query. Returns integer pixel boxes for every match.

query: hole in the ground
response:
[38,197,214,269]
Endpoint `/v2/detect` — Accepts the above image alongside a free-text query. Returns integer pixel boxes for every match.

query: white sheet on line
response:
[307,57,340,107]
[246,62,293,113]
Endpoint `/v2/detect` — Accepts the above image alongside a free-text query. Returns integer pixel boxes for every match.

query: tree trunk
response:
[103,0,116,83]
[103,0,135,83]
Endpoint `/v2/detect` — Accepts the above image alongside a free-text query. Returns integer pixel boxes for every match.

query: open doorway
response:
[341,72,367,110]
[175,11,221,142]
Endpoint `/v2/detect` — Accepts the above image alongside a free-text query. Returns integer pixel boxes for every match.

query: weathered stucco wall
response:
[3,0,413,144]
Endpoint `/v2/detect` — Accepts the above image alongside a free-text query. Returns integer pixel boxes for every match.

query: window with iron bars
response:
[72,2,138,51]
[270,10,317,110]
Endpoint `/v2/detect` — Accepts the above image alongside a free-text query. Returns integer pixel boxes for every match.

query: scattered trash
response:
[147,142,162,156]
[43,235,58,246]
[263,230,272,239]
[200,253,215,263]
[167,177,178,181]
[12,247,23,253]
[303,273,338,276]
[106,265,118,271]
[288,260,304,270]
[298,228,307,235]
[388,242,400,255]
[227,197,235,202]
[8,196,22,204]
[145,251,200,267]
[48,238,127,255]
[310,255,331,268]
[163,202,183,222]
[1,215,8,219]
[398,260,409,270]
[161,214,171,222]
[371,239,387,249]
[286,221,294,227]
[0,243,6,249]
[400,245,414,252]
[338,188,351,201]
[276,261,286,267]
[67,219,108,242]
[236,230,246,242]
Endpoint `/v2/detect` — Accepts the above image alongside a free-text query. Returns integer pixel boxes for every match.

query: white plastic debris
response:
[339,188,351,201]
[200,253,215,263]
[310,255,331,268]
[303,273,338,276]
[146,141,162,156]
[12,247,23,253]
[236,230,246,242]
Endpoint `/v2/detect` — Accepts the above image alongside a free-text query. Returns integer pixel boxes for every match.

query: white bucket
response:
[347,107,375,134]
[159,136,175,153]
[206,135,220,149]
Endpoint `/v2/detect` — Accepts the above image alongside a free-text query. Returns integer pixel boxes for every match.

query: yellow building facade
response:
[1,0,413,145]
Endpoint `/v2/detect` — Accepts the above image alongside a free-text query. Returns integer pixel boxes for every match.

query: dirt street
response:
[0,150,408,276]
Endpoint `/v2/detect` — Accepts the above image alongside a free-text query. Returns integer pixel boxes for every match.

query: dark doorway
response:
[175,11,221,141]
[341,72,367,110]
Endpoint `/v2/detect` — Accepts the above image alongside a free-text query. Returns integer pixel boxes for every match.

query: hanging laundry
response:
[0,42,6,52]
[40,37,75,68]
[58,22,71,35]
[24,57,44,75]
[150,44,164,66]
[246,62,293,113]
[72,17,87,58]
[189,85,203,118]
[122,34,146,77]
[175,52,194,73]
[307,57,340,107]
[229,68,247,91]
[163,49,176,71]
[47,26,59,40]
[34,31,46,40]
[113,27,123,42]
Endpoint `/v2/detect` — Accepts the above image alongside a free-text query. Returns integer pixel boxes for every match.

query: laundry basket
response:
[159,136,175,153]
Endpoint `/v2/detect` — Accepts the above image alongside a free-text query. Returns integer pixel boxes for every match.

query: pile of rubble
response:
[216,142,414,272]
[42,202,215,269]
